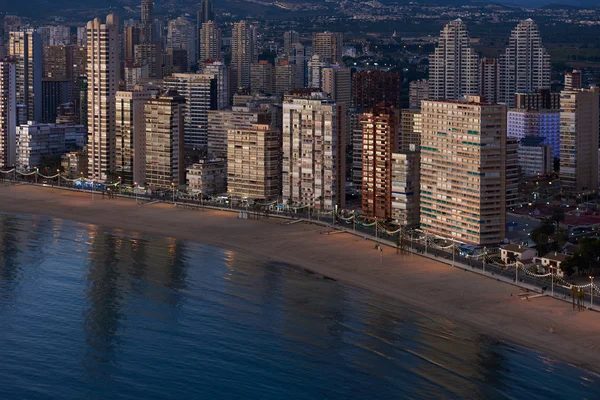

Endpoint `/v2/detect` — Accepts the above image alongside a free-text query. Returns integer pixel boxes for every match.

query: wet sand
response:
[2,184,600,373]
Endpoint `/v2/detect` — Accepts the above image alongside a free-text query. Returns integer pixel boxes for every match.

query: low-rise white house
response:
[500,244,538,266]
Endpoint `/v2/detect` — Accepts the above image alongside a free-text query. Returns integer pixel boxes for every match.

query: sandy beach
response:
[2,184,600,373]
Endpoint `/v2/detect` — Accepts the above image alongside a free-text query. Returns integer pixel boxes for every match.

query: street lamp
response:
[171,182,175,204]
[56,169,60,187]
[590,276,594,309]
[134,182,138,203]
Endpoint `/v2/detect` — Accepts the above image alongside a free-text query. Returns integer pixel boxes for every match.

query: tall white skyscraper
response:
[87,14,120,181]
[9,29,42,124]
[282,91,346,211]
[0,59,17,168]
[231,21,256,92]
[429,19,479,101]
[499,19,551,108]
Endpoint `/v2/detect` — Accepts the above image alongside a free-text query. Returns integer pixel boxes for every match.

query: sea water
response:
[0,213,597,399]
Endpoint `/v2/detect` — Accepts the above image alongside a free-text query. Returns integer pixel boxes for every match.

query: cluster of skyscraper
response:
[0,9,598,246]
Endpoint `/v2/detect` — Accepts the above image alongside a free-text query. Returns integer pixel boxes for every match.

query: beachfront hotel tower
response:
[227,123,280,201]
[499,19,551,108]
[559,87,600,192]
[144,90,186,190]
[282,90,346,211]
[429,19,479,101]
[86,14,120,182]
[420,97,507,245]
[360,102,400,220]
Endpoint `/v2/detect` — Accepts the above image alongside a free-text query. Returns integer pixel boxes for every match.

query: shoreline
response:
[2,185,600,374]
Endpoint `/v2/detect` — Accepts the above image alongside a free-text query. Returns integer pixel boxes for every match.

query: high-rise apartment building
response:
[0,58,16,168]
[307,55,329,89]
[76,27,87,47]
[41,78,70,123]
[231,21,256,92]
[274,62,296,96]
[499,19,551,107]
[480,58,499,104]
[283,30,300,56]
[559,88,600,192]
[9,29,42,124]
[312,32,343,64]
[198,21,221,62]
[288,43,307,89]
[124,25,141,62]
[145,90,186,189]
[420,97,507,245]
[207,104,270,159]
[201,60,229,109]
[16,122,86,170]
[352,70,402,109]
[409,79,429,109]
[564,70,582,91]
[282,91,345,210]
[163,73,217,150]
[43,45,86,113]
[400,108,422,152]
[167,17,196,68]
[322,66,351,107]
[391,151,420,227]
[360,102,400,219]
[506,137,520,208]
[197,0,215,26]
[227,123,280,201]
[141,0,154,44]
[251,60,273,94]
[39,26,71,47]
[518,135,554,177]
[429,19,479,101]
[507,109,560,158]
[87,14,119,181]
[514,89,560,111]
[134,43,160,79]
[116,90,151,186]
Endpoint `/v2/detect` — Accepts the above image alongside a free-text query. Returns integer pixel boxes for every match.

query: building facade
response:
[429,19,479,101]
[87,14,119,181]
[230,21,256,92]
[360,102,400,219]
[507,109,560,158]
[311,32,343,64]
[352,70,402,109]
[144,91,186,190]
[499,19,551,108]
[391,151,420,227]
[0,58,17,168]
[16,122,86,169]
[163,73,217,150]
[282,92,345,210]
[187,158,227,195]
[420,97,507,245]
[560,88,600,192]
[9,29,42,124]
[518,135,553,177]
[227,123,280,201]
[198,21,221,63]
[409,79,429,109]
[116,90,151,186]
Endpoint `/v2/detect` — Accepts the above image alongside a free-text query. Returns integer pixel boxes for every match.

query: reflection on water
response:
[0,212,598,399]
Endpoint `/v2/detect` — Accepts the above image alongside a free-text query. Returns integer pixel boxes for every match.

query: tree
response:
[531,218,556,254]
[551,208,565,228]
